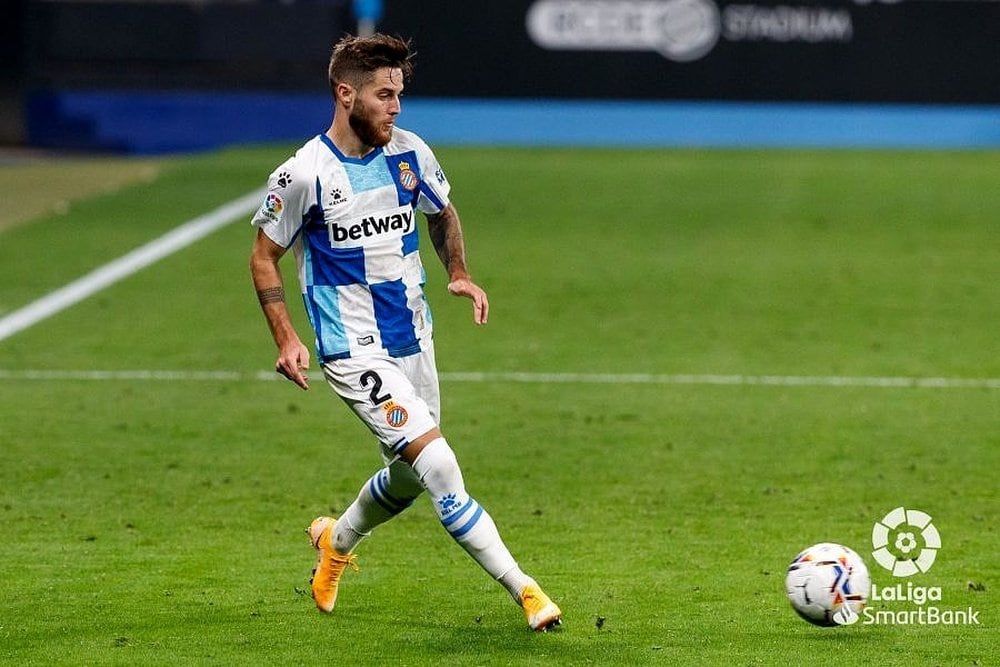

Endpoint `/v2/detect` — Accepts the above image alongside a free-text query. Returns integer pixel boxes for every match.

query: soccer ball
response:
[785,542,870,627]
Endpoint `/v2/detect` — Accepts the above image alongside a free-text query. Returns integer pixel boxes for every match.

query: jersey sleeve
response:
[414,140,452,215]
[250,156,311,248]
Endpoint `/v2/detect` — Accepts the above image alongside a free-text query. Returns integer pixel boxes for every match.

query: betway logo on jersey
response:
[327,205,414,246]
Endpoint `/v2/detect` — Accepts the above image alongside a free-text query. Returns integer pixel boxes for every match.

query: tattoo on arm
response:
[427,204,468,276]
[256,286,285,306]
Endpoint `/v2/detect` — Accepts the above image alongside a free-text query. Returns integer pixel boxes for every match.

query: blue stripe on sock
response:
[368,476,399,513]
[375,470,415,511]
[448,504,484,539]
[368,471,412,514]
[440,498,474,527]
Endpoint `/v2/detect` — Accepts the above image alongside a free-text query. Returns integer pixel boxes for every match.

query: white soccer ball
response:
[785,542,870,627]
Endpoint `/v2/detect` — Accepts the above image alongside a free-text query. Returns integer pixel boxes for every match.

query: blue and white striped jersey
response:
[251,128,451,361]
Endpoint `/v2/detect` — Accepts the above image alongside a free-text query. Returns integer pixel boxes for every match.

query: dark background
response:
[380,1,1000,105]
[12,0,1000,103]
[4,0,1000,148]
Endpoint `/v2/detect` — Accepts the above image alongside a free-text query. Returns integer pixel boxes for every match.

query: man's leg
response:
[333,459,424,554]
[309,356,440,613]
[310,459,423,612]
[310,355,559,628]
[401,432,562,631]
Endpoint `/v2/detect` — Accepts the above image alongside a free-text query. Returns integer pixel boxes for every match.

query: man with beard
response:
[248,34,562,632]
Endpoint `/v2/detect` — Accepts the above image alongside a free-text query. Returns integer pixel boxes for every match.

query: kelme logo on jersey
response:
[328,206,414,244]
[326,187,347,207]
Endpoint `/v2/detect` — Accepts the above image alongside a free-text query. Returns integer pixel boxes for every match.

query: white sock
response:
[499,570,536,604]
[334,462,423,554]
[411,438,523,593]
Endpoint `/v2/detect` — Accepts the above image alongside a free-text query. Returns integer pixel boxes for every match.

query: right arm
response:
[250,228,310,390]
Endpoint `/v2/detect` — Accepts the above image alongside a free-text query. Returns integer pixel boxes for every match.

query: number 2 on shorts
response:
[360,370,392,405]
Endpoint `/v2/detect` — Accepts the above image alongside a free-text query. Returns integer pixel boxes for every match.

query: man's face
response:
[348,67,404,147]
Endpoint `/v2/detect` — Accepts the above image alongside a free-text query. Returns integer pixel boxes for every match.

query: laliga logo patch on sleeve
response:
[258,192,284,224]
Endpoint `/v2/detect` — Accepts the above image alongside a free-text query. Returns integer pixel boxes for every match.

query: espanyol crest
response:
[383,401,409,428]
[397,161,418,191]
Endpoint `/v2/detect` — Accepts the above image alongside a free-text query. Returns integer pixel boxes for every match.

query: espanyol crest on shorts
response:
[384,402,409,428]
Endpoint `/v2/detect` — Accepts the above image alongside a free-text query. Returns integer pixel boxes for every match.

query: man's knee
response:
[398,427,443,464]
[411,437,464,492]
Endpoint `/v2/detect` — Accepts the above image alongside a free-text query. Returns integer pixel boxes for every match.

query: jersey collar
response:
[320,133,385,165]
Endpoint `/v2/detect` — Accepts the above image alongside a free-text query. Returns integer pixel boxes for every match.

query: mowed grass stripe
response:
[0,187,265,343]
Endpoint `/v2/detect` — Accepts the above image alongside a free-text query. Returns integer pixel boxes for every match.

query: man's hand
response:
[447,277,489,325]
[275,340,311,390]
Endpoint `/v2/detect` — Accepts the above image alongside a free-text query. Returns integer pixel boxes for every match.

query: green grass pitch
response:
[0,146,998,665]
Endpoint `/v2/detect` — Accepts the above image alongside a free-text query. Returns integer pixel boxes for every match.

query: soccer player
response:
[248,34,561,631]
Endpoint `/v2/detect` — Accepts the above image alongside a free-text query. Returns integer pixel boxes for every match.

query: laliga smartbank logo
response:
[863,507,981,626]
[872,506,940,577]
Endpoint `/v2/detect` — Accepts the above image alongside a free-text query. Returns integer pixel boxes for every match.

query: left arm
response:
[426,202,489,325]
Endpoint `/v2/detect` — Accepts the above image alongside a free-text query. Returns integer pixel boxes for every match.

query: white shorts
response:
[321,346,440,458]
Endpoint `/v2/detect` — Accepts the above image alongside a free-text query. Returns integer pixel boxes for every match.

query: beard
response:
[348,101,393,148]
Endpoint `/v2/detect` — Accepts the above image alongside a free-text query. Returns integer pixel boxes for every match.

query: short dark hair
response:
[328,34,414,95]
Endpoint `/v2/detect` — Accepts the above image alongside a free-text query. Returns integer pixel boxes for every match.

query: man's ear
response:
[335,82,355,108]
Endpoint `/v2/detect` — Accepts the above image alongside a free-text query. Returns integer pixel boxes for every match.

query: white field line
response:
[441,372,1000,389]
[0,187,266,343]
[0,369,999,390]
[7,189,994,392]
